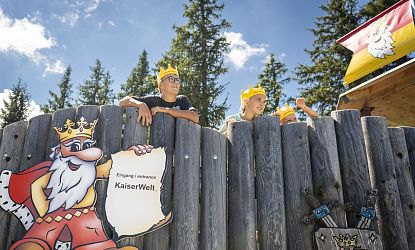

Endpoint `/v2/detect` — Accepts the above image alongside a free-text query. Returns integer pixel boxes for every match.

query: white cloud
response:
[278,53,287,61]
[84,0,101,16]
[108,20,115,27]
[0,89,44,125]
[54,11,79,27]
[0,8,64,76]
[44,60,65,76]
[224,32,267,69]
[28,100,44,119]
[0,8,56,63]
[261,53,287,64]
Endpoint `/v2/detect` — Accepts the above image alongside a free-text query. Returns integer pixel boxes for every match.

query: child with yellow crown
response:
[119,64,199,125]
[273,98,319,124]
[218,85,267,134]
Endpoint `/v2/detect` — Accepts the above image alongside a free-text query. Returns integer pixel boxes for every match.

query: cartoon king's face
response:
[45,117,101,214]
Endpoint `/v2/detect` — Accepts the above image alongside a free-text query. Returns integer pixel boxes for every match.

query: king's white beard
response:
[46,154,97,214]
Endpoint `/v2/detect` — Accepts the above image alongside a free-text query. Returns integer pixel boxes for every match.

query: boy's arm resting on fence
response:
[296,98,319,119]
[119,96,153,125]
[151,106,200,124]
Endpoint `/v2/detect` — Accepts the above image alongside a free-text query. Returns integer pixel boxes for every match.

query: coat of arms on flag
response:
[338,0,415,84]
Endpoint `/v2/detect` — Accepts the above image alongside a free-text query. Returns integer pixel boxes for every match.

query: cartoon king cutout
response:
[0,117,150,250]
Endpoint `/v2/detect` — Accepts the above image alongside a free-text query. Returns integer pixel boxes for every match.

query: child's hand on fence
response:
[137,103,152,126]
[127,144,153,156]
[226,118,236,126]
[151,106,167,115]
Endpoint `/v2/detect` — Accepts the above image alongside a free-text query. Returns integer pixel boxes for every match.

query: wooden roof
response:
[337,58,415,127]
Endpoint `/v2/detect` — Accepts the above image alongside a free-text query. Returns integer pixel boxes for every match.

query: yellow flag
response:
[338,0,415,84]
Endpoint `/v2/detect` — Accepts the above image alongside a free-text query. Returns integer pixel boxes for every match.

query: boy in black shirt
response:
[119,64,199,125]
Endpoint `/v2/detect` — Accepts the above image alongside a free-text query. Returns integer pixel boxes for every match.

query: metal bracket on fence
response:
[302,188,383,249]
[345,188,378,229]
[301,188,339,228]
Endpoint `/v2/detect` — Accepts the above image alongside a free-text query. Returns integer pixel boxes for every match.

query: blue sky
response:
[0,0,369,120]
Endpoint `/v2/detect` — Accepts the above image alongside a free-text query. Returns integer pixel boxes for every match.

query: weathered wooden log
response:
[171,118,201,250]
[362,116,408,250]
[281,122,314,250]
[0,121,28,250]
[389,127,415,250]
[200,128,227,250]
[117,107,148,249]
[331,110,372,228]
[75,106,111,241]
[6,114,51,249]
[254,116,287,250]
[122,107,148,149]
[402,127,415,183]
[94,105,122,241]
[144,113,175,250]
[228,121,256,250]
[307,116,347,228]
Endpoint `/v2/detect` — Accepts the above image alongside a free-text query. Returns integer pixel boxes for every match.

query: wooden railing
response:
[0,106,414,250]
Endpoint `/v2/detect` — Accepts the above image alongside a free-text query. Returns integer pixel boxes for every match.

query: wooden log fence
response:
[1,106,415,250]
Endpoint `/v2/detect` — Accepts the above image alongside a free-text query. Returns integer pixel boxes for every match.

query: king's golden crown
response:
[240,85,266,105]
[54,116,97,142]
[276,103,295,121]
[157,64,179,82]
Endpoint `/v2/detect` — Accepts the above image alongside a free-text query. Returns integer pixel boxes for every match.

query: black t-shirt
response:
[132,95,197,112]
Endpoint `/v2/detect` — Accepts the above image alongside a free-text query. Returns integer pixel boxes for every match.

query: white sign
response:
[105,148,171,237]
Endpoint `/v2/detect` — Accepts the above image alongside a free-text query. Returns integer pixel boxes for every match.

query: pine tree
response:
[79,59,114,105]
[159,0,231,128]
[295,0,360,115]
[119,50,156,99]
[100,71,115,104]
[359,0,400,22]
[1,78,30,127]
[42,66,73,113]
[258,53,290,114]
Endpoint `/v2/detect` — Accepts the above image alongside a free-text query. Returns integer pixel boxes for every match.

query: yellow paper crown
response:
[277,103,295,121]
[157,64,179,82]
[240,85,266,105]
[54,116,97,142]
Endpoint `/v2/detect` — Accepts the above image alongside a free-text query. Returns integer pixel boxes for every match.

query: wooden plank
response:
[281,122,314,250]
[6,114,52,249]
[331,110,372,228]
[402,127,415,183]
[254,116,287,250]
[144,113,175,250]
[389,127,415,249]
[0,121,28,250]
[227,121,256,250]
[307,116,347,228]
[46,108,76,154]
[118,107,148,248]
[200,128,227,250]
[362,116,408,249]
[122,107,148,149]
[171,118,201,250]
[94,105,122,242]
